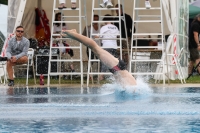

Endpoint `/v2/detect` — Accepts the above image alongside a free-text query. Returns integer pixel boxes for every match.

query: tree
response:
[0,31,5,54]
[0,0,8,5]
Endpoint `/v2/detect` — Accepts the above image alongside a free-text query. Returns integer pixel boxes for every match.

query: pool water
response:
[0,84,200,132]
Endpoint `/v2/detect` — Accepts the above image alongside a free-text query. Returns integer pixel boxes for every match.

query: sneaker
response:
[106,1,113,8]
[58,3,66,9]
[145,1,151,9]
[0,56,8,61]
[99,2,106,8]
[8,80,14,86]
[71,3,76,10]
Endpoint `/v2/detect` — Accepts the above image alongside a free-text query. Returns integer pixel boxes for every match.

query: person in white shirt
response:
[53,12,75,79]
[58,0,77,10]
[61,29,137,86]
[100,0,113,8]
[95,14,119,80]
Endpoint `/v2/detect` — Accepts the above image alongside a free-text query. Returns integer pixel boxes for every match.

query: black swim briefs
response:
[109,60,126,74]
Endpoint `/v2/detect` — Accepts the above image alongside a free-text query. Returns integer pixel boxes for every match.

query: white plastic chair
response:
[16,48,36,86]
[155,47,186,84]
[0,61,7,85]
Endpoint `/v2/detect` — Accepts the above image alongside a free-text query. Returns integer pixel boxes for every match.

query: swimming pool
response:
[0,84,200,132]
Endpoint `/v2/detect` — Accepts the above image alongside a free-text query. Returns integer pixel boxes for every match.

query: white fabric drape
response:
[154,0,179,80]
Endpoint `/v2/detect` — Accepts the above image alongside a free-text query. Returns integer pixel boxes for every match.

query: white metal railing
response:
[86,0,129,87]
[47,0,88,87]
[129,0,167,84]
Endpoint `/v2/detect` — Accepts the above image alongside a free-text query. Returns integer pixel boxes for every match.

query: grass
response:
[12,76,111,86]
[10,74,200,86]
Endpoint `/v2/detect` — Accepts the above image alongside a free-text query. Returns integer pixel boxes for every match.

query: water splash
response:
[99,76,153,97]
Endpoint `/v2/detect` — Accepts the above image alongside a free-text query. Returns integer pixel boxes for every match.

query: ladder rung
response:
[131,46,163,49]
[132,33,162,36]
[52,37,71,40]
[91,33,120,36]
[93,8,120,10]
[133,38,162,40]
[93,38,122,40]
[53,21,80,23]
[99,16,125,18]
[54,8,80,11]
[62,16,86,18]
[131,72,163,75]
[134,7,161,10]
[50,59,81,62]
[88,59,100,62]
[49,72,82,75]
[138,15,161,18]
[91,20,123,23]
[130,59,163,62]
[51,46,81,49]
[88,72,112,75]
[134,20,161,23]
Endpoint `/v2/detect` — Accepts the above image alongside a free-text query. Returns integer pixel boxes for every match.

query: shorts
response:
[189,48,200,62]
[101,48,118,72]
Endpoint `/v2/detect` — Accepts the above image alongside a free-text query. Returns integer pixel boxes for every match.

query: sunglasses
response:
[16,30,24,33]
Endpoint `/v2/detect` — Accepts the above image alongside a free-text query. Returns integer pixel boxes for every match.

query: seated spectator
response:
[53,12,75,79]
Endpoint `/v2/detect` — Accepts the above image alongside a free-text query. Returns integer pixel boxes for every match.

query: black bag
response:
[68,49,74,57]
[29,38,38,49]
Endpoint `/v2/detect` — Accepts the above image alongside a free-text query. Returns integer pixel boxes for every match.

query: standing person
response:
[82,14,100,61]
[53,12,75,79]
[114,4,134,49]
[114,4,134,66]
[58,0,77,10]
[99,0,113,8]
[61,29,137,86]
[188,14,200,77]
[94,14,119,80]
[6,26,30,86]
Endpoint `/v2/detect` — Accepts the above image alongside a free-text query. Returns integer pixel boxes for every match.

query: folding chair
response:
[155,47,186,84]
[16,48,36,86]
[0,61,7,85]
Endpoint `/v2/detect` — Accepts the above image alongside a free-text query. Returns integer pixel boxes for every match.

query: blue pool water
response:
[0,83,200,132]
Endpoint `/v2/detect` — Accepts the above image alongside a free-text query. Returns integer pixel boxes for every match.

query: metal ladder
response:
[47,0,87,87]
[129,0,167,84]
[86,0,129,87]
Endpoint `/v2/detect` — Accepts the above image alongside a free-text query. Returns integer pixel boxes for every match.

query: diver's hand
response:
[61,29,77,38]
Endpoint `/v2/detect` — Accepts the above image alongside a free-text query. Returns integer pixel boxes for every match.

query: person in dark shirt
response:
[114,4,135,66]
[188,14,200,75]
[114,4,134,42]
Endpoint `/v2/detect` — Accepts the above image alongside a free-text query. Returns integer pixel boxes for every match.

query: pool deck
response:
[0,83,200,89]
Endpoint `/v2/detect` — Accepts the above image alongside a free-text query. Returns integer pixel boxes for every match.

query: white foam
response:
[99,76,153,95]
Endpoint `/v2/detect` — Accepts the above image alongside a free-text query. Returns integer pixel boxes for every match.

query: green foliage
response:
[0,0,8,5]
[0,31,5,54]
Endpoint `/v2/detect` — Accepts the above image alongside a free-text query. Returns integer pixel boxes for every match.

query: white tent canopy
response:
[2,0,189,81]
